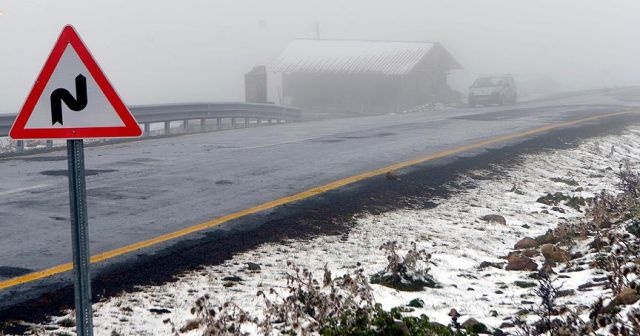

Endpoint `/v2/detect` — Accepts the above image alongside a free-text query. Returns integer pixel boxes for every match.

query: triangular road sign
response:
[9,25,142,140]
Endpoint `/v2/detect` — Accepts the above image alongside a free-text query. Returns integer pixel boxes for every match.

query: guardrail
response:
[0,102,301,152]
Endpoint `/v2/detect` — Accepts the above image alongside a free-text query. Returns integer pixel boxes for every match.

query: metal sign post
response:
[67,139,93,336]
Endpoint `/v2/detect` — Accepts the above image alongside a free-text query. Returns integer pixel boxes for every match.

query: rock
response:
[458,273,479,279]
[540,244,571,263]
[578,282,602,291]
[505,250,520,259]
[408,298,424,308]
[448,308,460,319]
[480,214,507,225]
[514,237,538,249]
[522,249,540,258]
[370,271,439,291]
[551,206,565,213]
[615,287,640,305]
[556,289,575,297]
[461,318,488,333]
[222,275,243,282]
[535,230,560,245]
[522,224,531,229]
[514,280,537,288]
[500,322,515,328]
[537,193,561,206]
[245,262,261,271]
[479,261,505,269]
[506,255,538,271]
[528,272,542,279]
[149,308,171,315]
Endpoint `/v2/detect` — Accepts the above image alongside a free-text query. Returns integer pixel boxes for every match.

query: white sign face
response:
[24,45,126,129]
[10,25,141,140]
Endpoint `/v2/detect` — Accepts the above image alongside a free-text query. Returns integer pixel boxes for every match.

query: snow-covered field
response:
[19,126,640,335]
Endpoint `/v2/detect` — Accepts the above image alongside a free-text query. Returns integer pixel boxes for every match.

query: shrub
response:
[257,263,375,335]
[370,241,438,291]
[188,262,474,335]
[184,295,256,336]
[515,272,594,335]
[594,230,640,296]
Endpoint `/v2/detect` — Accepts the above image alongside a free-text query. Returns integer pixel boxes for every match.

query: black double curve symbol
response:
[50,74,88,125]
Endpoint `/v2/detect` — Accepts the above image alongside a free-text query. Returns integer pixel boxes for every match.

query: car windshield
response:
[473,77,505,88]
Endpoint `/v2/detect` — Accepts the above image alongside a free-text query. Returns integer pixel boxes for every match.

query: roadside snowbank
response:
[21,126,640,335]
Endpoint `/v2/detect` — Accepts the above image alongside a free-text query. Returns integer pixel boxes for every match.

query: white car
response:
[468,76,518,107]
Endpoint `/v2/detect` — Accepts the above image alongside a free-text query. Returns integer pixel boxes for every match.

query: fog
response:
[1,0,639,112]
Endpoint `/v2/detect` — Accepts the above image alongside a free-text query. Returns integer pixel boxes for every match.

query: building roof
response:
[270,39,461,75]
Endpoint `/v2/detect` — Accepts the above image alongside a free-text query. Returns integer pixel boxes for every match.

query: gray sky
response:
[1,0,639,112]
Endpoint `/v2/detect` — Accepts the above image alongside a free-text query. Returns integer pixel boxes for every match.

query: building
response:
[245,65,268,103]
[263,39,462,119]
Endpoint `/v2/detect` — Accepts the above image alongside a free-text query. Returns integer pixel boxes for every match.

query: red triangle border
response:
[9,25,142,140]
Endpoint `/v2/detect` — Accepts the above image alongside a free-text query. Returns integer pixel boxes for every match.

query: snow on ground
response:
[0,137,12,153]
[21,126,640,335]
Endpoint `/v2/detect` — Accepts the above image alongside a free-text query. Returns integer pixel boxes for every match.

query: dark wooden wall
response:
[281,47,455,119]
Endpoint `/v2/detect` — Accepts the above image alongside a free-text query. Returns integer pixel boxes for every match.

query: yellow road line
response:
[0,110,634,291]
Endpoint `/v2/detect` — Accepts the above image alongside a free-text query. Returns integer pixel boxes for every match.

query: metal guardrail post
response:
[244,118,249,127]
[231,118,236,128]
[16,140,24,152]
[200,119,206,131]
[183,119,188,131]
[144,123,150,137]
[46,140,53,149]
[164,121,171,135]
[216,118,222,130]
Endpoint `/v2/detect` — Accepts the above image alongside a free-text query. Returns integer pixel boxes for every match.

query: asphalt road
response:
[0,89,639,302]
